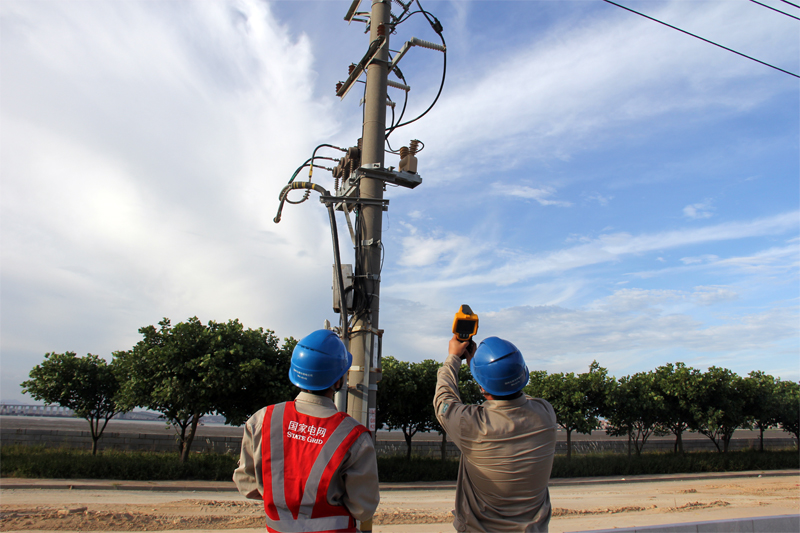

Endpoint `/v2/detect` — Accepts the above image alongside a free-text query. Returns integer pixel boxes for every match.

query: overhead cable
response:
[385,0,447,135]
[749,0,800,20]
[601,0,800,79]
[779,0,800,9]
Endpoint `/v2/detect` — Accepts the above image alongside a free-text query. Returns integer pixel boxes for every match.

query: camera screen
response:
[455,319,476,335]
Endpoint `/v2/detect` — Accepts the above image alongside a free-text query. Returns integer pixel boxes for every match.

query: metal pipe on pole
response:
[347,0,390,434]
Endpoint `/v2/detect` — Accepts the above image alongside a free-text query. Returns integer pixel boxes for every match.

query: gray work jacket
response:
[434,353,557,532]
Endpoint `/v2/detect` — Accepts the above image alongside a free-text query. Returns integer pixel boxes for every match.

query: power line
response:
[779,0,800,9]
[601,0,800,79]
[749,0,800,20]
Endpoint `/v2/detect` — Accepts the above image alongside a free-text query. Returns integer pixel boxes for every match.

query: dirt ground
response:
[1,472,798,533]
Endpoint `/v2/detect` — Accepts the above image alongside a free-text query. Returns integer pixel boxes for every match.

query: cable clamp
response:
[349,326,384,337]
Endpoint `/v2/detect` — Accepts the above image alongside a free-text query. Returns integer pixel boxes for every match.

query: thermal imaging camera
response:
[452,304,479,342]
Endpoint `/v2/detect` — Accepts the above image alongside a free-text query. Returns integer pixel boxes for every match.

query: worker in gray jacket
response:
[434,334,557,532]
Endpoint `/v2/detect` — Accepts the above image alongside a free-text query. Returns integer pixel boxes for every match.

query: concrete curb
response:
[577,514,800,533]
[1,470,796,492]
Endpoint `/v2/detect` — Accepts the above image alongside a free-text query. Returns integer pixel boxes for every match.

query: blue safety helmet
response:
[289,330,352,391]
[470,337,529,396]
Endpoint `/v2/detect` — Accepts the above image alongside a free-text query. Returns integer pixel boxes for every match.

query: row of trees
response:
[377,359,799,459]
[23,318,295,460]
[23,317,799,461]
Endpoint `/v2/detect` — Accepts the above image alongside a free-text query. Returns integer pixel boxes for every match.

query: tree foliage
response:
[605,371,667,456]
[21,352,126,455]
[376,357,441,459]
[692,367,747,453]
[774,380,800,444]
[114,317,293,462]
[742,371,780,452]
[25,317,797,460]
[652,363,700,453]
[525,361,611,459]
[203,319,295,426]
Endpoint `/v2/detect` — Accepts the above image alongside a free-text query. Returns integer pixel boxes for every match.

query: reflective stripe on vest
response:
[262,401,368,533]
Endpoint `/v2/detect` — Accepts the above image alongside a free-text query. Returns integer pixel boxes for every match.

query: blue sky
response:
[1,0,798,403]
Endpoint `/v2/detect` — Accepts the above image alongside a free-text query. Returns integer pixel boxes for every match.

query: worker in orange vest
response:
[234,329,379,532]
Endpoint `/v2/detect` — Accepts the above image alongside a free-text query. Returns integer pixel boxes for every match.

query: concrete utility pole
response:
[346,0,391,434]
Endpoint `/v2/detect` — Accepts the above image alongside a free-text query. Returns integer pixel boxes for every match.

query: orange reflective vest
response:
[261,401,369,533]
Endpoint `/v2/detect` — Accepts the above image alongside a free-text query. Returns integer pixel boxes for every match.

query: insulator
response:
[409,37,445,52]
[348,64,356,75]
[336,82,343,93]
[399,146,409,159]
[387,79,410,92]
[377,24,385,37]
[409,139,419,155]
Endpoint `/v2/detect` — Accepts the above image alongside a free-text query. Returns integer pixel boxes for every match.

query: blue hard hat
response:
[470,337,529,396]
[289,330,352,391]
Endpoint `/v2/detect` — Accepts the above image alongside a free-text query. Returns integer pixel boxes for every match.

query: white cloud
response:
[691,286,738,306]
[0,0,349,401]
[396,223,476,268]
[1,0,797,402]
[492,183,573,207]
[385,211,799,292]
[412,1,797,184]
[584,192,612,207]
[681,255,719,265]
[716,244,800,273]
[460,296,798,378]
[683,202,714,219]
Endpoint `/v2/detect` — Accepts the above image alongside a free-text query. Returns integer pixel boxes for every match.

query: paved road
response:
[1,471,798,533]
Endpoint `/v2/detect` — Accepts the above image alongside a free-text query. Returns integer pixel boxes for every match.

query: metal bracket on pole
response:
[342,204,357,245]
[320,195,388,210]
[344,0,364,23]
[336,35,386,100]
[359,164,422,189]
[336,167,421,200]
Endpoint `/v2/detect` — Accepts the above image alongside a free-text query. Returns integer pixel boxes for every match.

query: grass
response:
[548,449,800,479]
[1,445,797,483]
[0,446,237,481]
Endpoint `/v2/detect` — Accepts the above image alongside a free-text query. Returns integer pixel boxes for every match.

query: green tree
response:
[21,352,126,455]
[115,317,210,462]
[774,380,799,446]
[692,367,747,453]
[376,357,440,459]
[204,320,295,426]
[114,317,292,462]
[741,371,780,452]
[653,363,700,453]
[526,362,610,460]
[605,371,667,456]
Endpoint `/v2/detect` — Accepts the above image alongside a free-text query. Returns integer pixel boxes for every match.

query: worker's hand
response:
[465,339,477,367]
[449,335,477,363]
